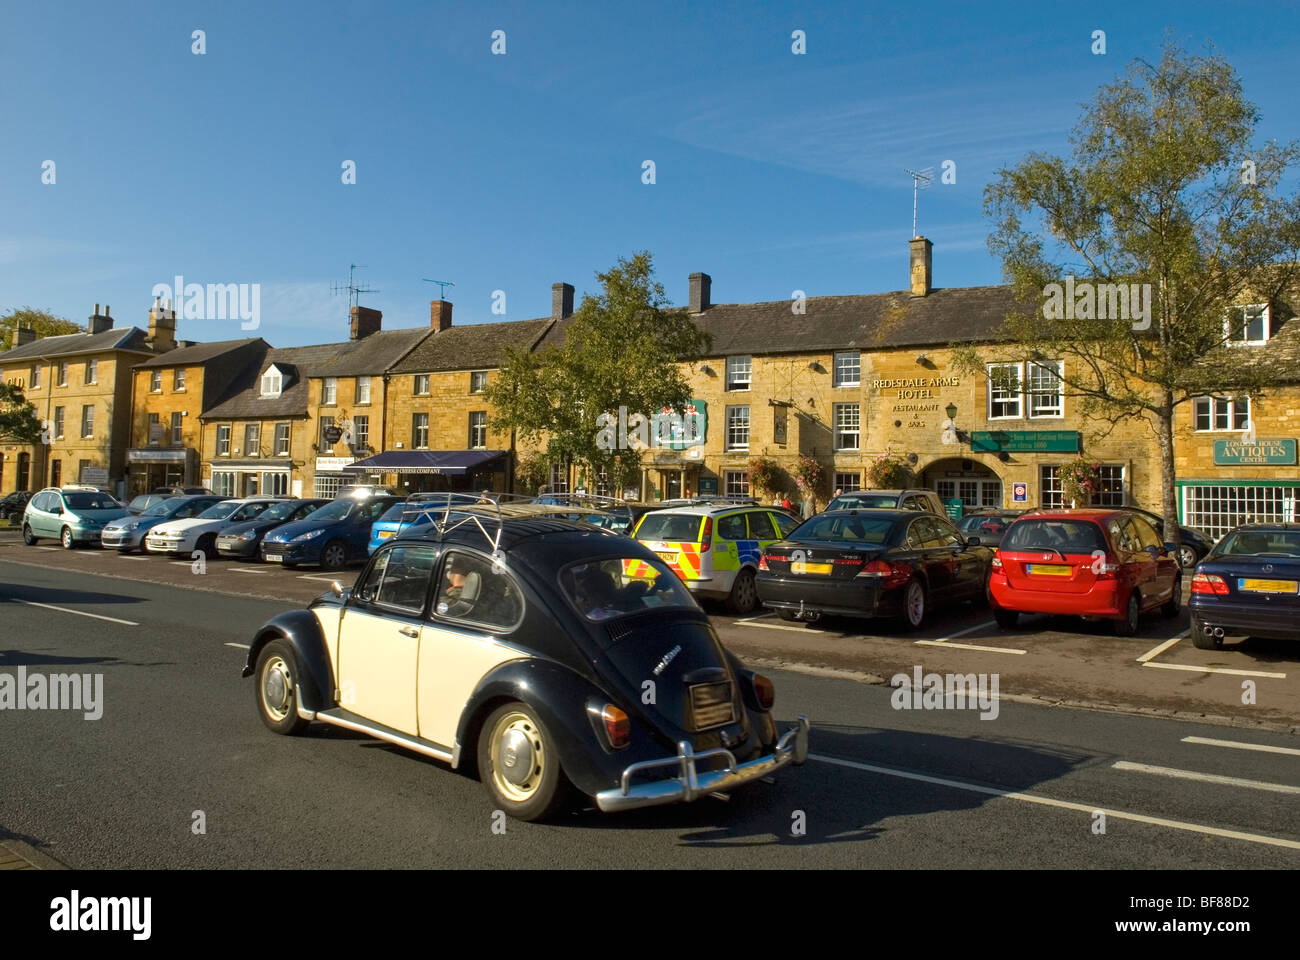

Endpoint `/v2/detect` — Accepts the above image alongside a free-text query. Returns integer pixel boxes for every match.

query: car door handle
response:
[398,626,419,638]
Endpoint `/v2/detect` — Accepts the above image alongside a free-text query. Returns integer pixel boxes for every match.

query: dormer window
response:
[260,364,284,397]
[1226,304,1270,345]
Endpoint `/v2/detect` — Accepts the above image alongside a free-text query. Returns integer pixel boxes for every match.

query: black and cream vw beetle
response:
[242,502,808,821]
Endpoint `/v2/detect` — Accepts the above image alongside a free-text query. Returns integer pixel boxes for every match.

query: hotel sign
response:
[1213,438,1297,466]
[315,456,355,472]
[970,430,1080,453]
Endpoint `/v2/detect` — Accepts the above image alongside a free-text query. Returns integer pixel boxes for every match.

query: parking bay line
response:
[1137,631,1187,662]
[1182,736,1300,757]
[739,620,828,635]
[913,639,1027,654]
[8,598,139,626]
[229,567,268,574]
[809,752,1300,851]
[1112,760,1300,795]
[225,642,251,650]
[297,574,342,582]
[1142,661,1286,679]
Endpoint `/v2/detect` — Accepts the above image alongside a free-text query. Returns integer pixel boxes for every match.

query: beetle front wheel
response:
[255,639,309,736]
[477,702,572,822]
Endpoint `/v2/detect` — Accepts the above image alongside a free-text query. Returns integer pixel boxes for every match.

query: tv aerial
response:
[904,167,934,237]
[422,279,455,300]
[331,264,379,309]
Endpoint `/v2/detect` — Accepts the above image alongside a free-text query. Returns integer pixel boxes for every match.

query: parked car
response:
[126,493,173,515]
[1127,507,1216,570]
[153,485,211,495]
[22,486,131,549]
[262,494,401,569]
[825,489,946,515]
[101,494,226,552]
[144,497,285,558]
[755,509,993,629]
[955,509,1027,547]
[242,507,809,821]
[1189,524,1300,649]
[215,498,330,559]
[988,510,1181,636]
[630,500,801,613]
[0,490,33,520]
[370,494,481,554]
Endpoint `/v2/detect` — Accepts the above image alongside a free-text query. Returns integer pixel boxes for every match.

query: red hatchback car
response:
[988,510,1182,635]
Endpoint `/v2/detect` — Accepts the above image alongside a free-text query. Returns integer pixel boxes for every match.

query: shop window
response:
[724,471,750,497]
[834,472,861,493]
[1183,484,1300,542]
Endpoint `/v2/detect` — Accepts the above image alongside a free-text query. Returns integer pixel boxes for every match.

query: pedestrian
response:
[781,495,792,511]
[833,487,843,499]
[801,497,815,520]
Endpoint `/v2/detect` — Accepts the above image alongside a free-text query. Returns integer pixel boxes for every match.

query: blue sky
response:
[2,0,1298,346]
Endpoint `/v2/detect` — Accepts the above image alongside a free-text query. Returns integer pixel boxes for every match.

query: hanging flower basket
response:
[792,456,823,494]
[747,456,783,499]
[1058,458,1101,507]
[865,454,911,489]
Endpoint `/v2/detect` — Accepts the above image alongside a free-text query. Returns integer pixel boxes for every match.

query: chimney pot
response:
[909,237,933,297]
[13,327,36,348]
[430,300,453,332]
[552,282,574,320]
[689,272,711,313]
[88,302,113,335]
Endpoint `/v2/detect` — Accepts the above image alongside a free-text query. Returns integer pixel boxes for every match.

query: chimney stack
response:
[689,272,711,313]
[909,236,933,297]
[89,303,113,335]
[430,300,452,332]
[12,327,36,349]
[552,282,574,320]
[148,297,178,352]
[350,305,383,340]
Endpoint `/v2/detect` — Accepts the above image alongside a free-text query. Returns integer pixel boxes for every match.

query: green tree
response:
[486,252,711,493]
[0,383,43,444]
[957,43,1300,536]
[0,307,82,346]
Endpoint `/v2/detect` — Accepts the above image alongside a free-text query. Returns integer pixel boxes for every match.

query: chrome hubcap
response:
[491,712,544,800]
[907,583,924,624]
[261,656,292,721]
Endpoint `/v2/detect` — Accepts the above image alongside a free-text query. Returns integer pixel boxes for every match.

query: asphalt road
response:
[1,559,1297,868]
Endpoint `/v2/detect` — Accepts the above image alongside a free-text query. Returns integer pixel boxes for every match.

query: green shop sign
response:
[1213,438,1297,466]
[651,400,707,450]
[970,430,1081,453]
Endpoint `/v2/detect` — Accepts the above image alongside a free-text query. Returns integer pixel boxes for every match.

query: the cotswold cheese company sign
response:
[1213,438,1298,466]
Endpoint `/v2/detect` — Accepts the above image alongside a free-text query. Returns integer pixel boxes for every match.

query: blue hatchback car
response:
[1190,523,1300,649]
[261,494,400,569]
[368,494,482,554]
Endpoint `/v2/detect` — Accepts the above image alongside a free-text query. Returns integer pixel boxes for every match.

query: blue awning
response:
[342,449,507,475]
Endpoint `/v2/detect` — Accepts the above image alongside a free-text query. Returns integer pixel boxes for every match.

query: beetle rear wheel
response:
[478,702,572,822]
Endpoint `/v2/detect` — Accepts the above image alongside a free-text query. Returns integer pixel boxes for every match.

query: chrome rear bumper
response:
[595,715,809,812]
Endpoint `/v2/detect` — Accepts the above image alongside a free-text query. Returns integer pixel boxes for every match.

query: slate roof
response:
[200,328,431,420]
[0,326,154,362]
[533,285,1034,357]
[134,338,267,368]
[390,319,554,374]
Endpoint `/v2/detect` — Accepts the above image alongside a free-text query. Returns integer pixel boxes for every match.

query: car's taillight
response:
[699,517,712,552]
[1191,573,1229,595]
[991,555,1003,569]
[752,674,775,710]
[602,704,630,748]
[1092,556,1121,578]
[856,559,893,578]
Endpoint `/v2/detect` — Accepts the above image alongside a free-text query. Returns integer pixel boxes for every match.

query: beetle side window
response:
[433,551,523,629]
[354,545,436,613]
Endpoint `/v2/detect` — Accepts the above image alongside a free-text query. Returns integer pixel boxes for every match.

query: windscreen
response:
[1002,518,1106,553]
[258,501,301,522]
[64,492,120,510]
[143,499,179,517]
[307,500,354,521]
[560,557,698,622]
[830,493,899,509]
[1217,530,1300,557]
[197,501,241,520]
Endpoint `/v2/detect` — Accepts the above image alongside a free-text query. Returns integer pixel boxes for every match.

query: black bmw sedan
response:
[755,508,993,630]
[215,498,329,559]
[1189,523,1300,649]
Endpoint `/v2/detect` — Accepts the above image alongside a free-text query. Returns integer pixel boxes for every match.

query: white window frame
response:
[170,412,183,445]
[833,472,861,493]
[833,402,860,450]
[725,405,750,450]
[724,471,750,497]
[987,362,1023,419]
[1039,465,1064,510]
[212,471,236,497]
[1027,360,1064,419]
[53,406,64,439]
[260,365,283,398]
[245,423,261,456]
[80,404,94,439]
[832,351,861,388]
[84,359,97,384]
[725,356,751,392]
[217,425,231,457]
[173,368,186,391]
[469,371,488,394]
[413,374,430,396]
[150,370,162,393]
[274,422,290,457]
[355,376,372,404]
[352,415,369,452]
[412,413,429,449]
[1193,396,1251,432]
[57,362,68,387]
[322,377,338,405]
[1225,303,1270,345]
[469,411,487,449]
[30,365,40,389]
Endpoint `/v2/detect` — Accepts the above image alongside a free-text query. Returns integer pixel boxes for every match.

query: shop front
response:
[127,448,197,496]
[208,459,296,498]
[1176,438,1300,540]
[342,449,508,495]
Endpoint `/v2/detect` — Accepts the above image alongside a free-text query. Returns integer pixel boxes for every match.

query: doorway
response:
[17,452,30,490]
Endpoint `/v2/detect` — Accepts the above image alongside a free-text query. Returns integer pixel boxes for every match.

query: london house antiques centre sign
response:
[1213,438,1298,466]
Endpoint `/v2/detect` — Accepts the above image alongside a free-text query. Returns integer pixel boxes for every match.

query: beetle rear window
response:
[634,514,704,542]
[560,557,698,621]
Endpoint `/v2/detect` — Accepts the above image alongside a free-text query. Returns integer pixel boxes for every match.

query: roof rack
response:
[396,492,614,556]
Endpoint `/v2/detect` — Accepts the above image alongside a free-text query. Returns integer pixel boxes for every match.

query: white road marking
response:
[914,639,1027,655]
[8,598,139,626]
[225,642,251,650]
[297,574,340,582]
[1112,760,1300,795]
[169,560,193,566]
[230,567,268,574]
[36,546,59,551]
[935,621,997,640]
[1182,736,1300,758]
[1142,661,1286,679]
[1136,633,1185,662]
[116,555,148,561]
[735,612,775,623]
[809,753,1300,850]
[739,620,827,635]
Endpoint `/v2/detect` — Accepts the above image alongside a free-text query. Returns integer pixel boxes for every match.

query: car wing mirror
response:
[966,536,981,547]
[330,580,344,598]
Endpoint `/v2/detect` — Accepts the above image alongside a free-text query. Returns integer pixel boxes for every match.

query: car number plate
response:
[1239,578,1297,594]
[791,561,833,575]
[1026,564,1072,576]
[378,530,395,539]
[656,551,678,563]
[266,554,284,563]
